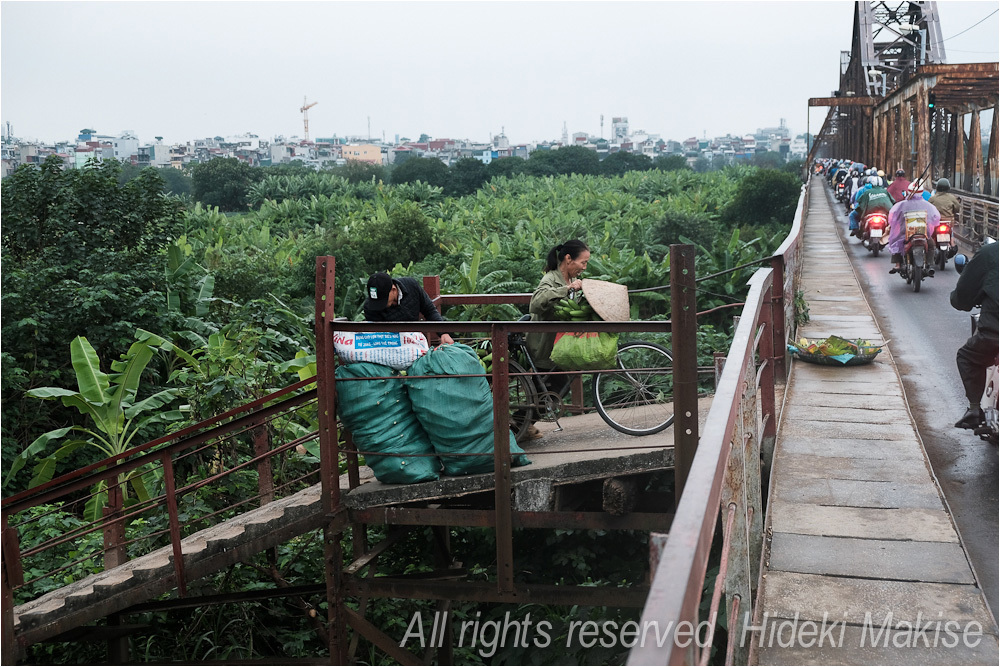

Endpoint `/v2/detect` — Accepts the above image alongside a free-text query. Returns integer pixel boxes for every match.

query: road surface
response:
[824,186,998,619]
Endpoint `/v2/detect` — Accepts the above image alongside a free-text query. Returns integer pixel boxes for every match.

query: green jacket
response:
[526,270,572,368]
[856,187,893,218]
[951,242,998,339]
[929,192,961,221]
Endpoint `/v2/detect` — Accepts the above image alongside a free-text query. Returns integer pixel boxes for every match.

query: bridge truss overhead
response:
[810,1,947,163]
[808,2,998,197]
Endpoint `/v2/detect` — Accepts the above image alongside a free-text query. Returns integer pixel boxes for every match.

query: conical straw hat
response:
[581,278,630,321]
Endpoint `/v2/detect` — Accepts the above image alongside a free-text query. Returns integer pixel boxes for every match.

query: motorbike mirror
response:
[954,254,968,274]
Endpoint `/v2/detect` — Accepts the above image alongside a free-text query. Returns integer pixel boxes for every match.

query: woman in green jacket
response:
[526,239,591,369]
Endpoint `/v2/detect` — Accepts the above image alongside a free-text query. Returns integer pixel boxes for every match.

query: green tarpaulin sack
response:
[550,331,619,371]
[335,362,440,484]
[407,343,531,476]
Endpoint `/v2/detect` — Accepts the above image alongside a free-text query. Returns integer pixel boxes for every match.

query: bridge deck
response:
[756,180,999,665]
[13,394,722,648]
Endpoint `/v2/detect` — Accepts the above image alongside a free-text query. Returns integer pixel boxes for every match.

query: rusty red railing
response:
[2,378,321,652]
[627,179,808,665]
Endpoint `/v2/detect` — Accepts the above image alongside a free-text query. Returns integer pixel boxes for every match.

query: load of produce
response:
[553,296,598,322]
[550,292,619,371]
[407,343,531,476]
[335,362,440,484]
[788,335,885,365]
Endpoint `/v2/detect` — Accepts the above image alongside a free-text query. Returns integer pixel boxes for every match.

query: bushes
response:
[722,168,801,227]
[353,202,438,273]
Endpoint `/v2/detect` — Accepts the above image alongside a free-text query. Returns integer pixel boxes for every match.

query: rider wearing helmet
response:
[887,169,910,203]
[950,241,999,429]
[887,181,941,274]
[929,178,960,222]
[852,176,893,238]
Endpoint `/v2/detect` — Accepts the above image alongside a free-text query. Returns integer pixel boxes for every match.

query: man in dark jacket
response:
[364,272,454,345]
[950,242,998,428]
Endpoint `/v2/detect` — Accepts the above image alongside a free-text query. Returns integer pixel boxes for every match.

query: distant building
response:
[113,131,139,162]
[342,144,383,165]
[612,117,629,143]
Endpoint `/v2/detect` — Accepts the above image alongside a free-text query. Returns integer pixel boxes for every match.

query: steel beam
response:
[670,244,698,500]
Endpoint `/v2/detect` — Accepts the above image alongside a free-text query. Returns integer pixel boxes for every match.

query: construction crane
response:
[300,96,318,142]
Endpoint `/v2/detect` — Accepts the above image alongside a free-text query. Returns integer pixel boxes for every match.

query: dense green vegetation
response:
[2,153,801,664]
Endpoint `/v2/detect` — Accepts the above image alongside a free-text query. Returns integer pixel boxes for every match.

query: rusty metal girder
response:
[808,96,878,107]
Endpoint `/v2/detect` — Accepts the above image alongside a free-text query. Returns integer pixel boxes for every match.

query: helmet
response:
[936,178,951,192]
[895,169,906,177]
[867,176,880,185]
[877,170,885,178]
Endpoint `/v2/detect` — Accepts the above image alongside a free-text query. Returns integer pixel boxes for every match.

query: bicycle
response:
[499,320,674,441]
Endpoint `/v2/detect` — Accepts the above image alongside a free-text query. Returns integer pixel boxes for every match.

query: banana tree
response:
[7,336,184,520]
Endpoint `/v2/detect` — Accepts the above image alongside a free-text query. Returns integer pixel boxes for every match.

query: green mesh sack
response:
[335,362,439,484]
[550,331,619,371]
[406,343,530,476]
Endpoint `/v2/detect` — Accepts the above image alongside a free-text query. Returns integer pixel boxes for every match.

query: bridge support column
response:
[315,257,348,665]
[670,244,698,500]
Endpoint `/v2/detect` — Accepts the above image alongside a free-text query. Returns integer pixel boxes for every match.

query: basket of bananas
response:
[788,335,886,366]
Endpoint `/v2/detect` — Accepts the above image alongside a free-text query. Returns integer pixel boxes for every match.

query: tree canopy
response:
[191,157,261,211]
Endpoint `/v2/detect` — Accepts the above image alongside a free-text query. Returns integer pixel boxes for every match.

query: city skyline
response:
[2,2,998,146]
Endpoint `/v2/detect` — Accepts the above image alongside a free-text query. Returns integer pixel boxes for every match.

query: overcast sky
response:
[1,1,997,146]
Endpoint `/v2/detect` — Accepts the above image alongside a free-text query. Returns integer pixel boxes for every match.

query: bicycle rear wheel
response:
[507,359,537,443]
[593,341,674,436]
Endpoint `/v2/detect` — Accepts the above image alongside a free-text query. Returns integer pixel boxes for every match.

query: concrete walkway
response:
[755,181,998,665]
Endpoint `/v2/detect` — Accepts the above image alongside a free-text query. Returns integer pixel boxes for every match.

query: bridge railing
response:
[628,180,807,665]
[2,378,320,625]
[953,189,999,248]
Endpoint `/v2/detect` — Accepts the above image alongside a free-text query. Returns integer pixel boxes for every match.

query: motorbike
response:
[898,214,934,292]
[835,180,847,202]
[860,212,887,257]
[973,315,999,445]
[955,252,999,445]
[933,219,957,271]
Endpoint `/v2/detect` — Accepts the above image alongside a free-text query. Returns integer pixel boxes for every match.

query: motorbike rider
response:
[851,176,893,238]
[928,177,960,221]
[950,241,999,429]
[887,181,940,274]
[887,169,910,203]
[848,175,874,234]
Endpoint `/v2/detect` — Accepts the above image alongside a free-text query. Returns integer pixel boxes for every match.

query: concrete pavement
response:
[755,180,998,665]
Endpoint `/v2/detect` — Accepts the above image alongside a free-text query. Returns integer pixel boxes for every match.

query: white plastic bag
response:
[333,331,429,370]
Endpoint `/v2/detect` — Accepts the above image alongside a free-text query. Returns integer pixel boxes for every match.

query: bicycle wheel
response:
[593,341,674,436]
[507,359,537,443]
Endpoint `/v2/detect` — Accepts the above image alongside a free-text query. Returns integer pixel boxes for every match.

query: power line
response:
[930,8,999,45]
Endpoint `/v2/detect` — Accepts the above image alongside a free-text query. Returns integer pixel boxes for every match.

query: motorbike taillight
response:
[937,223,951,234]
[869,215,886,228]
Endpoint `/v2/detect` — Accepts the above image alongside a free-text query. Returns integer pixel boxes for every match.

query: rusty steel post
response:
[423,275,444,344]
[315,256,347,665]
[969,110,983,193]
[670,244,698,501]
[102,479,129,662]
[768,256,787,381]
[490,322,515,595]
[161,453,187,598]
[759,277,777,447]
[988,110,999,197]
[254,419,274,508]
[2,515,21,665]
